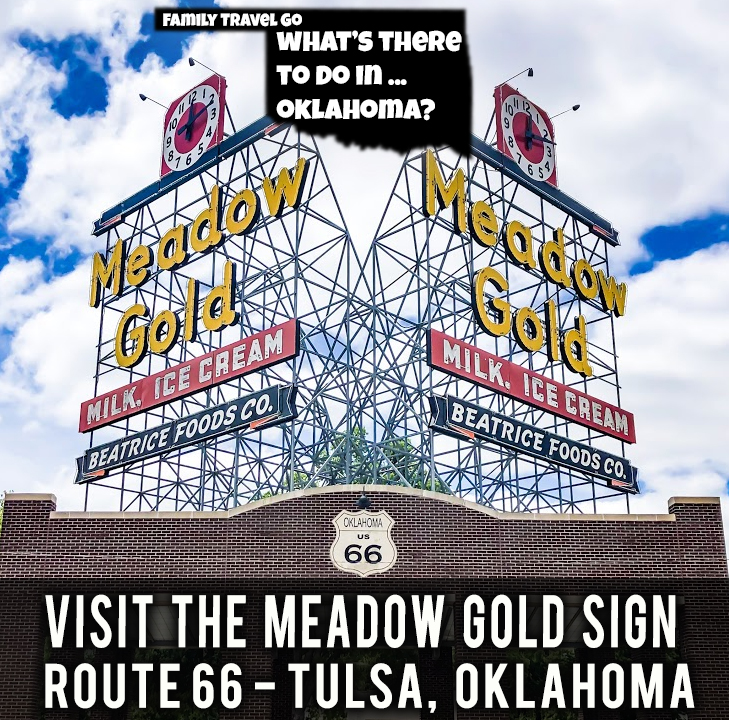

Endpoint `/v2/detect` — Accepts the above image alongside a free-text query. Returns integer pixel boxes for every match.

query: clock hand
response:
[518,124,556,147]
[177,98,215,137]
[175,103,194,141]
[184,102,195,142]
[525,115,533,151]
[190,98,214,126]
[525,133,556,146]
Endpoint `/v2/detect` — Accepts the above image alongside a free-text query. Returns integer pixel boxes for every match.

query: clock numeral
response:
[186,154,192,166]
[198,142,204,156]
[206,127,213,138]
[516,152,522,164]
[168,150,173,162]
[503,117,510,129]
[527,164,534,176]
[166,137,171,148]
[545,161,550,171]
[508,136,514,148]
[211,107,217,120]
[191,90,197,102]
[175,158,181,169]
[178,103,185,116]
[506,103,514,116]
[170,117,178,131]
[546,146,552,158]
[539,168,544,179]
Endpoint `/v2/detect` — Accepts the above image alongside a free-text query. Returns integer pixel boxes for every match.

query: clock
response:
[161,74,227,177]
[494,83,557,187]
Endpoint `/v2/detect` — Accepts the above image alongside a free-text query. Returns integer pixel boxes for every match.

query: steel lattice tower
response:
[86,122,372,511]
[361,141,631,513]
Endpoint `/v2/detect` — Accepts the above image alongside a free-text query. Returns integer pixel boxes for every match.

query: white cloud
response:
[0,0,154,56]
[588,242,728,540]
[463,0,729,271]
[0,43,65,180]
[0,256,45,328]
[0,264,94,510]
[618,244,729,480]
[2,24,267,252]
[0,0,159,183]
[0,265,96,426]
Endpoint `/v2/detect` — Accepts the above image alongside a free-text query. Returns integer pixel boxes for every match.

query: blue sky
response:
[126,6,215,70]
[632,214,729,274]
[18,33,110,118]
[0,5,229,275]
[0,0,727,519]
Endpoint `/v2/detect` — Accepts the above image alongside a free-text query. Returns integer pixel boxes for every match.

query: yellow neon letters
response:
[422,149,628,377]
[93,158,309,368]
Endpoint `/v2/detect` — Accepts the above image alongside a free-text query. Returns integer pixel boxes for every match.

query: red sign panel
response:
[427,329,636,443]
[494,83,558,187]
[79,320,299,433]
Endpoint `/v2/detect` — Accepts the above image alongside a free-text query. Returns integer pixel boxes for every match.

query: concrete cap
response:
[4,492,57,503]
[668,496,721,506]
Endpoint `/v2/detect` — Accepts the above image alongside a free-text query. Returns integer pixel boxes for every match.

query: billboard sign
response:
[79,319,299,433]
[428,329,636,444]
[430,395,638,493]
[76,384,297,483]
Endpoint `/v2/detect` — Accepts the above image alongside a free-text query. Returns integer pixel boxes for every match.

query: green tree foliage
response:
[258,427,451,498]
[378,436,451,494]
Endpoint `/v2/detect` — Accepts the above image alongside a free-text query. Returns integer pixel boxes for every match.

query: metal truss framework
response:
[86,124,372,511]
[361,143,632,514]
[85,116,632,514]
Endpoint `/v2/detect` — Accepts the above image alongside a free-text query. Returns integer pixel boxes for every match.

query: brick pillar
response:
[0,493,56,555]
[669,497,728,576]
[0,495,57,717]
[668,497,729,719]
[0,580,45,718]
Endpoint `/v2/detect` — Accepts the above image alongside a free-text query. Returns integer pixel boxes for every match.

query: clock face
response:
[494,83,557,187]
[161,74,226,177]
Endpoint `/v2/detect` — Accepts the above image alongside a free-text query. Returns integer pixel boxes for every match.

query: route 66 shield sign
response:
[330,510,397,577]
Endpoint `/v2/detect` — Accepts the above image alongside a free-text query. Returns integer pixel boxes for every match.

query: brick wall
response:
[0,487,727,719]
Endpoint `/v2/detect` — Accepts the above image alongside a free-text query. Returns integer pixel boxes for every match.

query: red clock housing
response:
[494,83,557,187]
[161,74,227,177]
